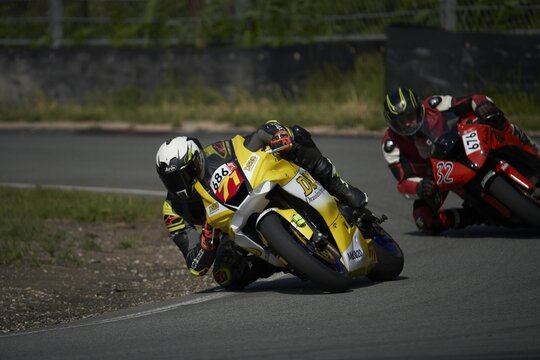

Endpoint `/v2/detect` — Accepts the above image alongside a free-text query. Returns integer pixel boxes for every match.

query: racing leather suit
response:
[381,94,539,234]
[163,121,368,289]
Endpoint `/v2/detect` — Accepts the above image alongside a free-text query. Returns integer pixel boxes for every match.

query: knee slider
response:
[413,204,440,234]
[213,267,233,287]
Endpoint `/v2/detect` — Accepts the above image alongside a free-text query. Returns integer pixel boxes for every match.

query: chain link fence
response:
[1,0,539,48]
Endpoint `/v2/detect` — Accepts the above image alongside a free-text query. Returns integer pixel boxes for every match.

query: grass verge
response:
[0,53,538,131]
[0,186,162,266]
[0,54,384,131]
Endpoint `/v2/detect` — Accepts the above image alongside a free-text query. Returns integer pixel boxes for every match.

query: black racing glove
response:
[475,100,499,118]
[475,100,505,128]
[416,178,436,199]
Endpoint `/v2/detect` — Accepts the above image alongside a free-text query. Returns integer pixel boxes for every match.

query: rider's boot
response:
[440,206,482,230]
[512,124,540,155]
[416,203,481,235]
[327,173,368,209]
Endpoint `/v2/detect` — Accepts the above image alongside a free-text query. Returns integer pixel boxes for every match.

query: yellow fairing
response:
[231,135,299,187]
[319,201,376,275]
[194,134,300,236]
[194,181,234,234]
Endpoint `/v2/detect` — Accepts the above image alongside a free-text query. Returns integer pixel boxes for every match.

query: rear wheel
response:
[259,213,352,293]
[486,174,540,227]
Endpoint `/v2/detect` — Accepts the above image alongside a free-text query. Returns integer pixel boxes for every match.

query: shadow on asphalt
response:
[406,225,540,239]
[200,273,409,296]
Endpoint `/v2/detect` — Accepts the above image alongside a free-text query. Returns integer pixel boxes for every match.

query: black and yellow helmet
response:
[384,87,425,136]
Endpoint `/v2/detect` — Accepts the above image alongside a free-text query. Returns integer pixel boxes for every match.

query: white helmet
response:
[155,136,205,199]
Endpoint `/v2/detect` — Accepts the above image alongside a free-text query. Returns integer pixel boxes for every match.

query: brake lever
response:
[266,144,292,154]
[357,209,388,226]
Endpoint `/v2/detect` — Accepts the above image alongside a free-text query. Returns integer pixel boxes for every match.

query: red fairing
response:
[459,123,490,169]
[496,161,535,191]
[488,125,539,158]
[430,159,476,191]
[430,123,535,192]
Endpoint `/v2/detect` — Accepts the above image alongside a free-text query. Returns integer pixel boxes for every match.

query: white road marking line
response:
[0,292,229,338]
[85,292,229,325]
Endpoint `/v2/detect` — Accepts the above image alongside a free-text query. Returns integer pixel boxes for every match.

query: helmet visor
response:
[389,106,425,137]
[159,158,199,199]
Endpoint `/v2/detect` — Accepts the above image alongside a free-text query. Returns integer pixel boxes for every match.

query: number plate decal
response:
[462,130,481,155]
[211,162,244,203]
[435,161,454,185]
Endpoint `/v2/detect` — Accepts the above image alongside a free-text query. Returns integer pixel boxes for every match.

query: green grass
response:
[117,239,135,250]
[0,52,538,131]
[482,89,540,132]
[0,54,385,131]
[0,186,162,266]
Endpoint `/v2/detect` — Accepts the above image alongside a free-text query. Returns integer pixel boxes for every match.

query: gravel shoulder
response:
[0,220,216,334]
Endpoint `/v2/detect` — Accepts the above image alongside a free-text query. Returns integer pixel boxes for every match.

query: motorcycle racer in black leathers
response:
[156,120,368,290]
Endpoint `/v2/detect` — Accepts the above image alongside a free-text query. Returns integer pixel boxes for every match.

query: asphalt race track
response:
[1,128,540,360]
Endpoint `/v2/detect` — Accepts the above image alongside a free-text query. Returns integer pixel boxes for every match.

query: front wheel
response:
[258,213,352,293]
[364,224,404,282]
[486,174,540,227]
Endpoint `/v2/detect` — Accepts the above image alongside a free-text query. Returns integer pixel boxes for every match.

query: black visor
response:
[389,106,425,137]
[158,156,200,199]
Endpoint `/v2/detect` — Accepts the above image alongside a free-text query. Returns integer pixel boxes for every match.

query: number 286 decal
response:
[435,161,454,184]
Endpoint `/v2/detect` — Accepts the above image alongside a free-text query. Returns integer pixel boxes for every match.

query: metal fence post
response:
[440,0,457,31]
[235,0,249,43]
[48,0,63,48]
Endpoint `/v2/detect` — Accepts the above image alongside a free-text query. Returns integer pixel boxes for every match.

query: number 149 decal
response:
[436,161,454,184]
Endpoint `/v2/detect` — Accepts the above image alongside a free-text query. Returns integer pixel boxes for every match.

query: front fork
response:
[470,159,539,221]
[481,160,537,200]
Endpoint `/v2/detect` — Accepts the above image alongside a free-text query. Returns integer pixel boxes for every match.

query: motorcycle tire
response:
[486,174,540,227]
[259,213,352,293]
[366,225,404,282]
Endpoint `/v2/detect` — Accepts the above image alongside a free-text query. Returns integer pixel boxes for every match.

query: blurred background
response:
[0,0,539,131]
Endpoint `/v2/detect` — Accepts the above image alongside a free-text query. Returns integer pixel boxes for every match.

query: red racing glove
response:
[270,129,293,152]
[200,221,220,252]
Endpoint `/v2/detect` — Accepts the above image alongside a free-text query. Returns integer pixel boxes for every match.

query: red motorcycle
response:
[428,115,540,227]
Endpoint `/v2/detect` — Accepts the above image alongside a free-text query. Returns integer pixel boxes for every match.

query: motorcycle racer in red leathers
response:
[381,87,539,235]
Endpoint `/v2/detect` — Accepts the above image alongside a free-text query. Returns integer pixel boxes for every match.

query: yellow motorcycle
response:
[194,135,404,293]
